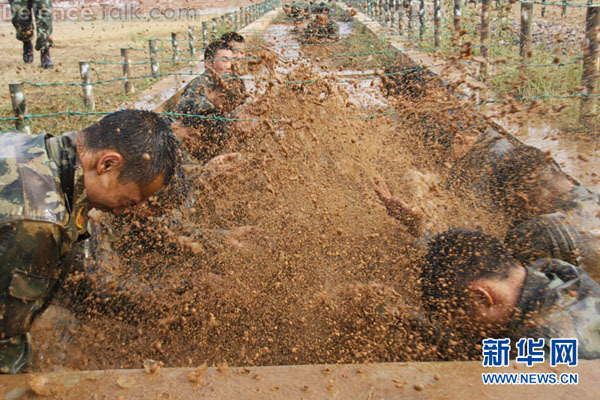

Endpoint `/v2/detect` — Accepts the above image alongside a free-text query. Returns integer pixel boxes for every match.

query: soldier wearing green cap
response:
[0,110,180,373]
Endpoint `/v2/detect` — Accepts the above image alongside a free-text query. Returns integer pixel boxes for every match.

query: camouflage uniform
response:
[505,186,600,282]
[507,258,600,359]
[0,131,88,373]
[290,1,310,21]
[302,18,340,42]
[9,0,53,50]
[174,75,241,163]
[446,127,521,199]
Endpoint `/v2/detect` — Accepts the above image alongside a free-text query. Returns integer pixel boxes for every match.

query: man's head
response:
[490,145,575,220]
[421,229,526,334]
[204,40,233,76]
[220,32,246,67]
[78,110,179,214]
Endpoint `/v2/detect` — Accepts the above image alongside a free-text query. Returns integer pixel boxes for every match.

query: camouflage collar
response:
[45,132,88,236]
[506,267,549,338]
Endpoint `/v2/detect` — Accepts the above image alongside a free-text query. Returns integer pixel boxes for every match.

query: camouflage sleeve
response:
[0,220,64,338]
[174,79,218,129]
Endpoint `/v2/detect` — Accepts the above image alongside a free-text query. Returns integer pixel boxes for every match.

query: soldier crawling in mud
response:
[374,126,600,282]
[301,3,340,43]
[0,110,180,373]
[174,40,242,163]
[420,229,600,360]
[220,31,249,109]
[290,1,310,32]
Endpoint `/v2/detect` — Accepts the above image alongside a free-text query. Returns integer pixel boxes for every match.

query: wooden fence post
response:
[171,32,179,62]
[580,5,600,125]
[519,1,533,61]
[202,21,208,48]
[480,0,490,77]
[541,1,547,17]
[212,18,218,38]
[9,83,30,134]
[121,48,134,95]
[408,1,414,35]
[419,0,425,41]
[149,39,159,77]
[79,61,95,111]
[188,26,196,57]
[562,0,567,18]
[434,0,441,47]
[454,0,462,31]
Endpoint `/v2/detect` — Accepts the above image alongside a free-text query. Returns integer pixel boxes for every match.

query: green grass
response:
[404,2,598,132]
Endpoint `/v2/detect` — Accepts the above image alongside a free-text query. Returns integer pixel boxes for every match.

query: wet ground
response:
[21,5,600,377]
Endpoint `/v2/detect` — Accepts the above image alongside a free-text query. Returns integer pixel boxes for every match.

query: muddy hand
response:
[372,176,425,235]
[225,225,257,253]
[372,176,413,218]
[199,153,242,184]
[171,120,195,141]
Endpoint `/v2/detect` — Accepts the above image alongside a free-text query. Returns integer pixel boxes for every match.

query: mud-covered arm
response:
[173,81,219,129]
[0,220,64,335]
[372,176,429,237]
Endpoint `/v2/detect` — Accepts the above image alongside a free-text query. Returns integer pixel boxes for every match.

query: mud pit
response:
[24,10,593,375]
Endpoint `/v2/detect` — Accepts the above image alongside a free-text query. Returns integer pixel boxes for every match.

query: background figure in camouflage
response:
[0,110,179,373]
[9,0,54,68]
[302,4,339,43]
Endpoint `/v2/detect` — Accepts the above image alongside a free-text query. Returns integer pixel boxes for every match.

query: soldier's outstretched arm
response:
[372,176,429,237]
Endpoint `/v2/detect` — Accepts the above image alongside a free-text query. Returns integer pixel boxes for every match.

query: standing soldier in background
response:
[9,0,54,68]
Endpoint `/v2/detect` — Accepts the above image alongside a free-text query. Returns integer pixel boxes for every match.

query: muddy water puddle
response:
[263,23,389,109]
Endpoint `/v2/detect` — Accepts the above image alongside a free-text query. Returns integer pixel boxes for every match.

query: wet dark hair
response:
[490,145,569,216]
[421,229,519,313]
[80,109,179,186]
[204,40,232,63]
[220,31,245,44]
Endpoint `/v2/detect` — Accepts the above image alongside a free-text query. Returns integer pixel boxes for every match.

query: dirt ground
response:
[0,15,221,134]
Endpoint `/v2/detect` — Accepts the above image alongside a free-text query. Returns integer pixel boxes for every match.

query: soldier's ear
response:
[468,282,494,308]
[96,152,123,175]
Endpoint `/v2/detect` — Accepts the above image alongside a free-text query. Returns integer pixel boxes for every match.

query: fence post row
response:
[9,83,30,134]
[580,5,600,124]
[79,61,95,111]
[454,0,462,31]
[519,0,533,61]
[149,39,159,78]
[212,17,217,38]
[121,48,134,95]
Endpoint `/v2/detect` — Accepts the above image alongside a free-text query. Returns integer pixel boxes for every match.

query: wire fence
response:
[2,0,599,133]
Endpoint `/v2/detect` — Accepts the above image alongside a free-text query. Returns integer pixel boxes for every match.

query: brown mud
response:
[27,16,508,373]
[20,7,599,376]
